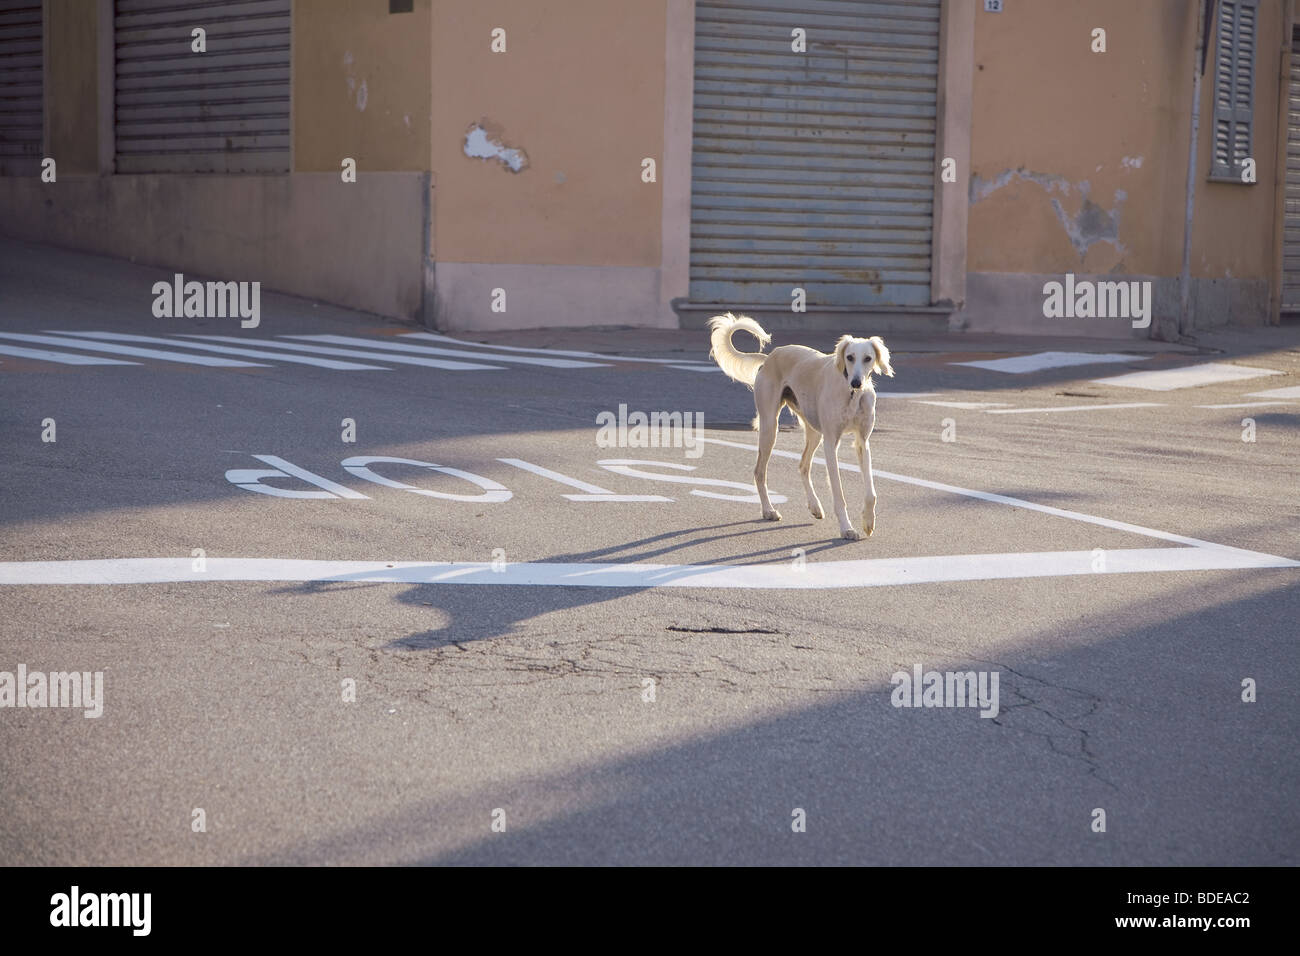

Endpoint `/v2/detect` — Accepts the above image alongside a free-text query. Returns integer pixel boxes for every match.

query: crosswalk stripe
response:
[0,343,138,366]
[985,403,1165,414]
[284,334,607,368]
[49,331,391,371]
[177,335,506,370]
[0,332,269,367]
[916,400,1013,409]
[402,332,717,367]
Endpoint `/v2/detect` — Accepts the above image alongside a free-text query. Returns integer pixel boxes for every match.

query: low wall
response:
[0,172,431,321]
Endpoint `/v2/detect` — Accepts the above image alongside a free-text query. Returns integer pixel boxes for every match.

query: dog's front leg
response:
[823,432,859,540]
[799,423,824,519]
[857,437,877,537]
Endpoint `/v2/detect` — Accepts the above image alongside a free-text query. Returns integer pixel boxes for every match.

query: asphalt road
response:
[2,242,1297,865]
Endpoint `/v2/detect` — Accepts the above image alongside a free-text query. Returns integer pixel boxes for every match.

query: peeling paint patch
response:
[971,166,1127,260]
[343,50,366,112]
[970,167,1074,203]
[464,123,529,173]
[1048,189,1125,259]
[1121,155,1143,169]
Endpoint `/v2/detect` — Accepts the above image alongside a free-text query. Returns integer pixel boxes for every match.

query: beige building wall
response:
[962,0,1283,335]
[293,0,432,173]
[429,0,672,329]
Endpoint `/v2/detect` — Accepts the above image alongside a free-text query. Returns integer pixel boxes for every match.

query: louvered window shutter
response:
[1210,0,1257,182]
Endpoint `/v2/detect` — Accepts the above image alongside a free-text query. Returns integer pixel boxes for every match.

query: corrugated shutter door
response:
[114,0,290,173]
[690,0,941,307]
[1283,27,1300,311]
[0,0,41,177]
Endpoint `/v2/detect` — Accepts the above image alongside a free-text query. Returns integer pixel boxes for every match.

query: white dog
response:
[708,313,893,540]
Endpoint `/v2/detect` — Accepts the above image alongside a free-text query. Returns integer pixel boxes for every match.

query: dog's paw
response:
[809,503,824,520]
[863,523,874,537]
[841,527,863,541]
[762,508,783,522]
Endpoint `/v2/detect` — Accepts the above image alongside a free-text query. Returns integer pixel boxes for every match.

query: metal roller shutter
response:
[114,0,290,173]
[0,0,42,177]
[1283,26,1300,311]
[690,0,941,307]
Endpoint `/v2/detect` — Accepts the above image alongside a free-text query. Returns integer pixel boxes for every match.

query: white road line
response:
[916,401,1013,409]
[7,442,1292,590]
[497,458,672,501]
[0,343,137,366]
[876,392,942,399]
[402,332,715,366]
[284,334,608,369]
[953,351,1147,373]
[1245,385,1300,399]
[0,332,270,367]
[670,365,721,372]
[1094,363,1282,391]
[984,403,1164,415]
[1,547,1293,589]
[1196,401,1297,409]
[699,435,1272,555]
[47,331,391,371]
[178,335,505,371]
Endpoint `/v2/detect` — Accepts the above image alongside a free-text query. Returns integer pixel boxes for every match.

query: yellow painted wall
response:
[292,0,432,173]
[430,0,666,266]
[45,0,99,174]
[967,0,1282,282]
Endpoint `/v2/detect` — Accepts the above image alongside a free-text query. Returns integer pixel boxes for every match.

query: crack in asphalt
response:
[973,657,1116,790]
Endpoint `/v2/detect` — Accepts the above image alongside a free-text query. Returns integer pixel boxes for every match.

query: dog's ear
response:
[833,335,852,377]
[868,336,894,377]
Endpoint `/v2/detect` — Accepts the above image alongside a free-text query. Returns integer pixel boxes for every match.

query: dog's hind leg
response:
[797,417,824,519]
[752,381,782,521]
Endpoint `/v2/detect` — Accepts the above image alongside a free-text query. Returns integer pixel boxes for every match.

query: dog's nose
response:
[850,378,862,389]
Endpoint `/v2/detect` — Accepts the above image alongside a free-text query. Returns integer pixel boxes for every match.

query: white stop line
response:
[0,437,1294,589]
[0,547,1293,590]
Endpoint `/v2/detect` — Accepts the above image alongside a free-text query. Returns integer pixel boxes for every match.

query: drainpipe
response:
[1177,0,1212,338]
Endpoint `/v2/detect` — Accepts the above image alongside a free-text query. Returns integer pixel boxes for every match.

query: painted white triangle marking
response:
[1245,385,1300,399]
[953,351,1147,373]
[1094,363,1282,391]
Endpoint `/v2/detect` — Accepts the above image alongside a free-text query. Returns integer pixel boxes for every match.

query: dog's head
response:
[834,335,894,390]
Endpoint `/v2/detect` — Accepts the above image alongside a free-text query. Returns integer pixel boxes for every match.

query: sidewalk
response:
[5,235,1296,362]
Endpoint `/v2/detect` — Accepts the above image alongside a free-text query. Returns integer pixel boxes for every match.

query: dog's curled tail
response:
[707,312,770,388]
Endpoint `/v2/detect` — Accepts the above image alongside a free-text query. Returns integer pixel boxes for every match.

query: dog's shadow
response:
[546,518,861,567]
[268,518,858,651]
